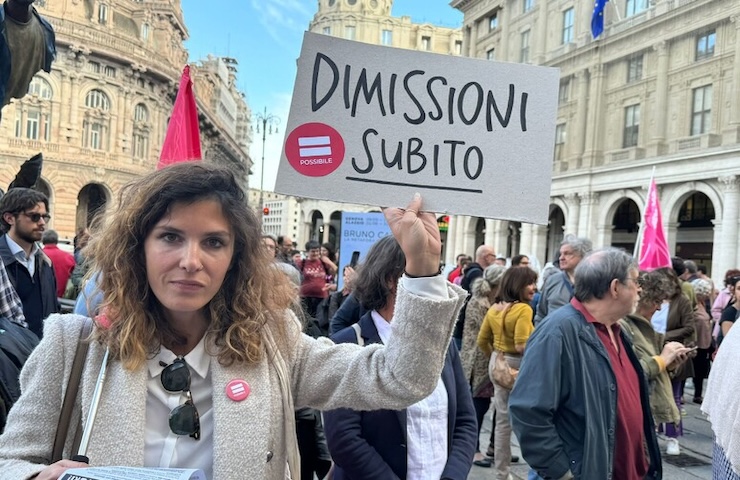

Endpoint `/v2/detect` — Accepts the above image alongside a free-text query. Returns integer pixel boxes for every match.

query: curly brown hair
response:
[87,162,296,370]
[637,270,674,309]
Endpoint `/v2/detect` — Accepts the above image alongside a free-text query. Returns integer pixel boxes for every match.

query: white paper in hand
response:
[58,466,206,480]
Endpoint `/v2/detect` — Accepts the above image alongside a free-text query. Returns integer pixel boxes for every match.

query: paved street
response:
[468,382,713,480]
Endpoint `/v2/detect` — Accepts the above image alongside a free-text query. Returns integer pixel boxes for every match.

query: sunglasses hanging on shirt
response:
[160,357,201,440]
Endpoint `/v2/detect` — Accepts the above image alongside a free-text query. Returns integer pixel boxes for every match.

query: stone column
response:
[500,3,510,61]
[584,64,606,167]
[534,4,548,63]
[455,215,468,256]
[116,88,127,153]
[520,222,534,256]
[68,74,81,142]
[577,192,599,240]
[666,222,679,256]
[596,224,614,250]
[565,193,580,236]
[59,72,70,135]
[725,15,740,142]
[649,41,670,155]
[485,218,496,247]
[530,224,547,264]
[498,220,511,257]
[710,220,722,284]
[445,215,459,267]
[718,175,740,273]
[571,70,589,167]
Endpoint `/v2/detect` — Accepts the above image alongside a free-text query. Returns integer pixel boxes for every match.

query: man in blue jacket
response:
[0,0,56,118]
[509,248,661,480]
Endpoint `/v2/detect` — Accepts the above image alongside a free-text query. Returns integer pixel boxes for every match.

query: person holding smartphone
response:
[620,270,695,456]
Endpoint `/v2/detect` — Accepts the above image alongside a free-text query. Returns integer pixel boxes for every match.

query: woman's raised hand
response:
[383,193,441,277]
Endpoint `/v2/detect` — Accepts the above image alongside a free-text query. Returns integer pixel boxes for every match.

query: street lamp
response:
[253,107,280,229]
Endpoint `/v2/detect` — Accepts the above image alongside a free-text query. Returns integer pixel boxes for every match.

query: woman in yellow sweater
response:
[477,266,538,480]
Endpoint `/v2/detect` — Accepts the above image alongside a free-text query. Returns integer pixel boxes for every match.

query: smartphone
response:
[349,251,361,268]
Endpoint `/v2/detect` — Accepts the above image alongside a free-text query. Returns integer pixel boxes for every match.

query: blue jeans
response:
[528,469,542,480]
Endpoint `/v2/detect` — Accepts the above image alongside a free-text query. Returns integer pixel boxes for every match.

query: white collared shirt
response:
[5,234,37,277]
[144,336,214,480]
[370,297,449,480]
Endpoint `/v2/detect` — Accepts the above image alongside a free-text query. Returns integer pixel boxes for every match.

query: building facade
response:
[0,0,251,240]
[309,0,463,55]
[449,0,740,280]
[250,188,374,251]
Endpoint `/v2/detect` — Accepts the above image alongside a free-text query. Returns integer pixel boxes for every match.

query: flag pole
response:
[611,0,622,22]
[633,166,656,259]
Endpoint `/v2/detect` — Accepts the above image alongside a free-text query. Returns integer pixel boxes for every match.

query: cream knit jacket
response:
[0,281,466,480]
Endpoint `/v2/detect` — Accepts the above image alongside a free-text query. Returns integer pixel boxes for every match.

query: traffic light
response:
[262,207,270,216]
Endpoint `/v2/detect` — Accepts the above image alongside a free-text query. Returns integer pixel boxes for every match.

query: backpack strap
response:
[351,323,364,347]
[52,317,93,462]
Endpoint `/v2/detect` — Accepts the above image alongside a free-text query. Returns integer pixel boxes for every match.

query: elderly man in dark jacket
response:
[0,0,56,117]
[509,248,661,480]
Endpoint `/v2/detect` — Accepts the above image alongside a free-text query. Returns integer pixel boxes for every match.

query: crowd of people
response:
[0,160,738,480]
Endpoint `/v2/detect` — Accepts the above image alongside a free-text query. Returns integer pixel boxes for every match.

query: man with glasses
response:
[510,248,662,480]
[277,235,296,266]
[534,234,592,326]
[0,187,58,338]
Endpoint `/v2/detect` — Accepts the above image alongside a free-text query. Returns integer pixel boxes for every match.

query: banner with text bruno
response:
[275,32,560,224]
[337,211,391,290]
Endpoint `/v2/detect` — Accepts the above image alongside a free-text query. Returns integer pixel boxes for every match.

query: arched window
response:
[134,103,148,122]
[85,89,110,110]
[132,103,150,159]
[14,76,53,141]
[83,89,111,150]
[141,23,150,40]
[28,77,52,99]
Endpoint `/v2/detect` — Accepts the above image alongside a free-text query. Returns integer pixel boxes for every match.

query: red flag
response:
[638,178,671,271]
[157,65,202,170]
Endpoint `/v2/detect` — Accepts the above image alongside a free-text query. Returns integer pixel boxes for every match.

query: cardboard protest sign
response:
[276,32,559,224]
[336,211,391,290]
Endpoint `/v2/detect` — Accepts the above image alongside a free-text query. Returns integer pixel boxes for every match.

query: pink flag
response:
[638,179,672,271]
[157,66,202,170]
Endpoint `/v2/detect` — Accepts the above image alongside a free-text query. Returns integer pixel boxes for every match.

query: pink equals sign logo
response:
[298,136,332,158]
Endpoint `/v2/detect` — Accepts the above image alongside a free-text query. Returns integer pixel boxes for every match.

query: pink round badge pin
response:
[225,379,251,402]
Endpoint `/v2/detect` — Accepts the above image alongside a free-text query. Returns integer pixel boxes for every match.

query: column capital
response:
[719,175,739,192]
[579,192,599,206]
[731,14,740,27]
[564,192,579,203]
[652,40,669,55]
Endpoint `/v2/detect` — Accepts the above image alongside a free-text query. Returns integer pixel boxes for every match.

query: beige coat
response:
[460,296,492,396]
[0,282,466,480]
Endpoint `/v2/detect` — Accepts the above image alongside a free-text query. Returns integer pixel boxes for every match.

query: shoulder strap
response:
[351,323,364,347]
[52,317,93,463]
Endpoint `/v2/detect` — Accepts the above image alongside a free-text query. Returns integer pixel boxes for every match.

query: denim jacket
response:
[509,304,662,480]
[0,3,56,111]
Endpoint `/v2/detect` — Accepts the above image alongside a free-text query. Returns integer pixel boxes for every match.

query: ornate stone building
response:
[448,0,740,279]
[310,0,463,56]
[0,0,251,240]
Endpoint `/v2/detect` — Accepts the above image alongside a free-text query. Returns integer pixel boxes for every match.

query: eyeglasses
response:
[21,212,51,223]
[160,358,200,440]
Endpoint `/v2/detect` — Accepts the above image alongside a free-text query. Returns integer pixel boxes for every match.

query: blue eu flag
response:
[591,0,609,38]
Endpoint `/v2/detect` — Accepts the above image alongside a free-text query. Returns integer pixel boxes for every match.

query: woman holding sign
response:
[0,162,466,480]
